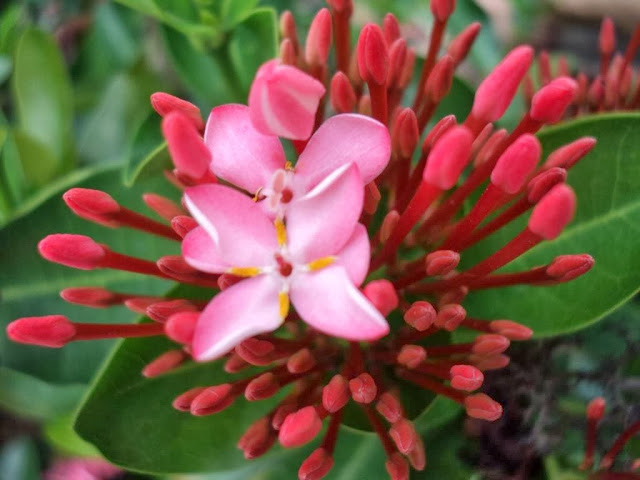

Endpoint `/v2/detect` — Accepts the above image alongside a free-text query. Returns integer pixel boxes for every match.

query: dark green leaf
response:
[0,166,178,384]
[462,114,640,337]
[44,413,101,457]
[12,28,73,174]
[123,113,171,186]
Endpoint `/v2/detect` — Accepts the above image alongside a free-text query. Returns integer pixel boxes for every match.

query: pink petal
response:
[335,223,370,286]
[204,104,285,193]
[295,114,391,190]
[290,266,389,341]
[287,163,363,264]
[193,275,283,361]
[184,184,277,268]
[249,60,325,140]
[182,226,230,273]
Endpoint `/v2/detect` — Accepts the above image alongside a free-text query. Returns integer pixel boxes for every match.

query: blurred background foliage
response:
[0,1,638,479]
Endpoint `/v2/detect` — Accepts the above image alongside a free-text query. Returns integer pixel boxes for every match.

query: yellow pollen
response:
[229,267,261,277]
[253,187,264,202]
[275,218,287,246]
[308,256,335,271]
[279,292,290,318]
[284,161,294,171]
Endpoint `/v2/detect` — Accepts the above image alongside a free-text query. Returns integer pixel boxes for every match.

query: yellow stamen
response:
[279,292,290,318]
[275,218,287,246]
[253,187,264,202]
[229,267,261,277]
[284,161,294,171]
[308,256,335,271]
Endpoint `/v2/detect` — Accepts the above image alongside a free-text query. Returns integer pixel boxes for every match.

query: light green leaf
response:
[12,28,73,174]
[45,413,101,457]
[12,129,58,188]
[221,0,259,28]
[462,114,640,337]
[0,437,40,480]
[123,112,171,186]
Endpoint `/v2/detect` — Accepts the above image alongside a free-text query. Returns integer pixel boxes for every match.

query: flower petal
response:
[193,275,283,361]
[184,184,277,268]
[335,223,370,286]
[182,226,230,273]
[290,266,389,341]
[204,104,285,193]
[249,60,325,140]
[287,163,363,263]
[295,114,391,190]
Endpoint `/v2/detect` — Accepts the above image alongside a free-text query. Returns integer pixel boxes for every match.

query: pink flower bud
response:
[142,350,186,378]
[431,0,456,22]
[385,452,409,480]
[172,386,206,412]
[398,48,416,89]
[224,353,249,374]
[526,167,567,203]
[474,128,507,167]
[245,372,280,401]
[450,365,484,391]
[408,436,426,471]
[349,373,377,404]
[471,46,534,123]
[171,215,198,238]
[447,22,482,64]
[280,38,296,65]
[392,108,419,157]
[425,55,455,103]
[146,299,197,323]
[305,8,332,67]
[471,354,510,371]
[380,210,400,244]
[63,188,120,225]
[287,348,317,374]
[272,402,297,430]
[600,17,616,56]
[473,334,510,355]
[464,393,503,421]
[546,254,594,281]
[528,184,576,240]
[423,114,457,150]
[530,77,578,123]
[586,397,606,420]
[425,250,460,276]
[279,406,323,447]
[326,0,353,14]
[423,126,474,189]
[330,71,356,113]
[404,301,436,331]
[150,92,203,130]
[322,374,350,412]
[387,38,407,86]
[397,345,427,368]
[543,137,596,170]
[143,194,184,221]
[357,24,389,86]
[164,312,199,345]
[38,234,106,270]
[238,417,275,460]
[435,304,466,331]
[249,59,325,140]
[299,448,334,480]
[389,418,418,454]
[490,134,541,194]
[363,280,398,316]
[7,315,76,348]
[383,14,401,45]
[60,287,119,307]
[162,112,211,180]
[489,320,533,341]
[376,391,403,423]
[190,384,235,416]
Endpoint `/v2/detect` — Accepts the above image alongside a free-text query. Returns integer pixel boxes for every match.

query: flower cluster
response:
[7,0,607,478]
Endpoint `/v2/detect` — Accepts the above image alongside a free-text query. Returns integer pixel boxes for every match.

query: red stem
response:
[413,19,446,110]
[73,322,165,340]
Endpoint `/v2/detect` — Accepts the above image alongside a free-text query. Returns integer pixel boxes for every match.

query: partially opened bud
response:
[38,234,106,270]
[404,301,436,331]
[190,384,235,416]
[528,184,576,240]
[249,59,325,140]
[238,417,276,460]
[450,365,484,391]
[389,418,418,454]
[464,393,503,421]
[7,315,76,348]
[162,112,211,180]
[527,168,567,203]
[349,373,377,404]
[473,334,510,355]
[245,372,280,401]
[150,92,203,130]
[376,391,403,423]
[425,250,460,276]
[546,254,594,281]
[435,304,466,331]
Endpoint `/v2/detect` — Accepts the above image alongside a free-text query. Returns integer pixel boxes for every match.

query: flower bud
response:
[7,315,76,348]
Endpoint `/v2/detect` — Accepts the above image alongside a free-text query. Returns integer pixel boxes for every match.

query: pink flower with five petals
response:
[204,105,390,217]
[183,163,389,361]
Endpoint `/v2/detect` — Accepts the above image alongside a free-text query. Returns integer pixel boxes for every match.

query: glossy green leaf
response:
[12,28,73,174]
[462,114,640,337]
[0,367,85,421]
[227,8,278,94]
[45,413,101,457]
[123,113,171,186]
[12,129,58,188]
[0,166,178,385]
[221,0,259,28]
[0,438,40,480]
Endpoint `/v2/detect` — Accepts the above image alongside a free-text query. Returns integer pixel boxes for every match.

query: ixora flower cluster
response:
[7,0,609,478]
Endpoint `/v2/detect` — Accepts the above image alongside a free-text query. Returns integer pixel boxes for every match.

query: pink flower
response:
[44,457,121,480]
[182,164,389,361]
[248,59,325,140]
[204,105,390,217]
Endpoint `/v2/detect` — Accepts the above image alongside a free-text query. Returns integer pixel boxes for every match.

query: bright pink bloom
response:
[182,172,389,361]
[44,457,121,480]
[248,59,325,140]
[204,104,390,217]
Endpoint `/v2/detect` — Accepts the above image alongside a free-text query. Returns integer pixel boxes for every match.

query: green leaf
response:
[227,8,277,94]
[45,413,101,457]
[0,367,85,421]
[123,113,171,186]
[221,0,259,28]
[0,438,40,480]
[0,166,178,385]
[0,54,11,85]
[462,114,640,337]
[12,28,73,174]
[12,129,58,188]
[0,129,27,207]
[434,77,475,124]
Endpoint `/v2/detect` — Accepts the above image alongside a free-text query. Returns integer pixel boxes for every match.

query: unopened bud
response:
[425,250,460,276]
[392,108,419,158]
[322,374,350,412]
[530,77,578,124]
[142,349,186,378]
[279,406,323,448]
[397,345,427,368]
[491,134,541,194]
[473,334,510,355]
[349,373,377,404]
[7,315,76,348]
[546,254,594,281]
[543,137,596,170]
[363,280,398,316]
[389,418,418,454]
[435,304,466,331]
[357,24,389,86]
[404,301,436,331]
[305,8,332,67]
[526,167,567,203]
[425,55,454,103]
[450,365,484,391]
[330,72,356,113]
[423,126,474,189]
[464,393,503,421]
[190,384,235,416]
[150,92,203,130]
[298,448,334,480]
[528,184,576,240]
[38,234,106,270]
